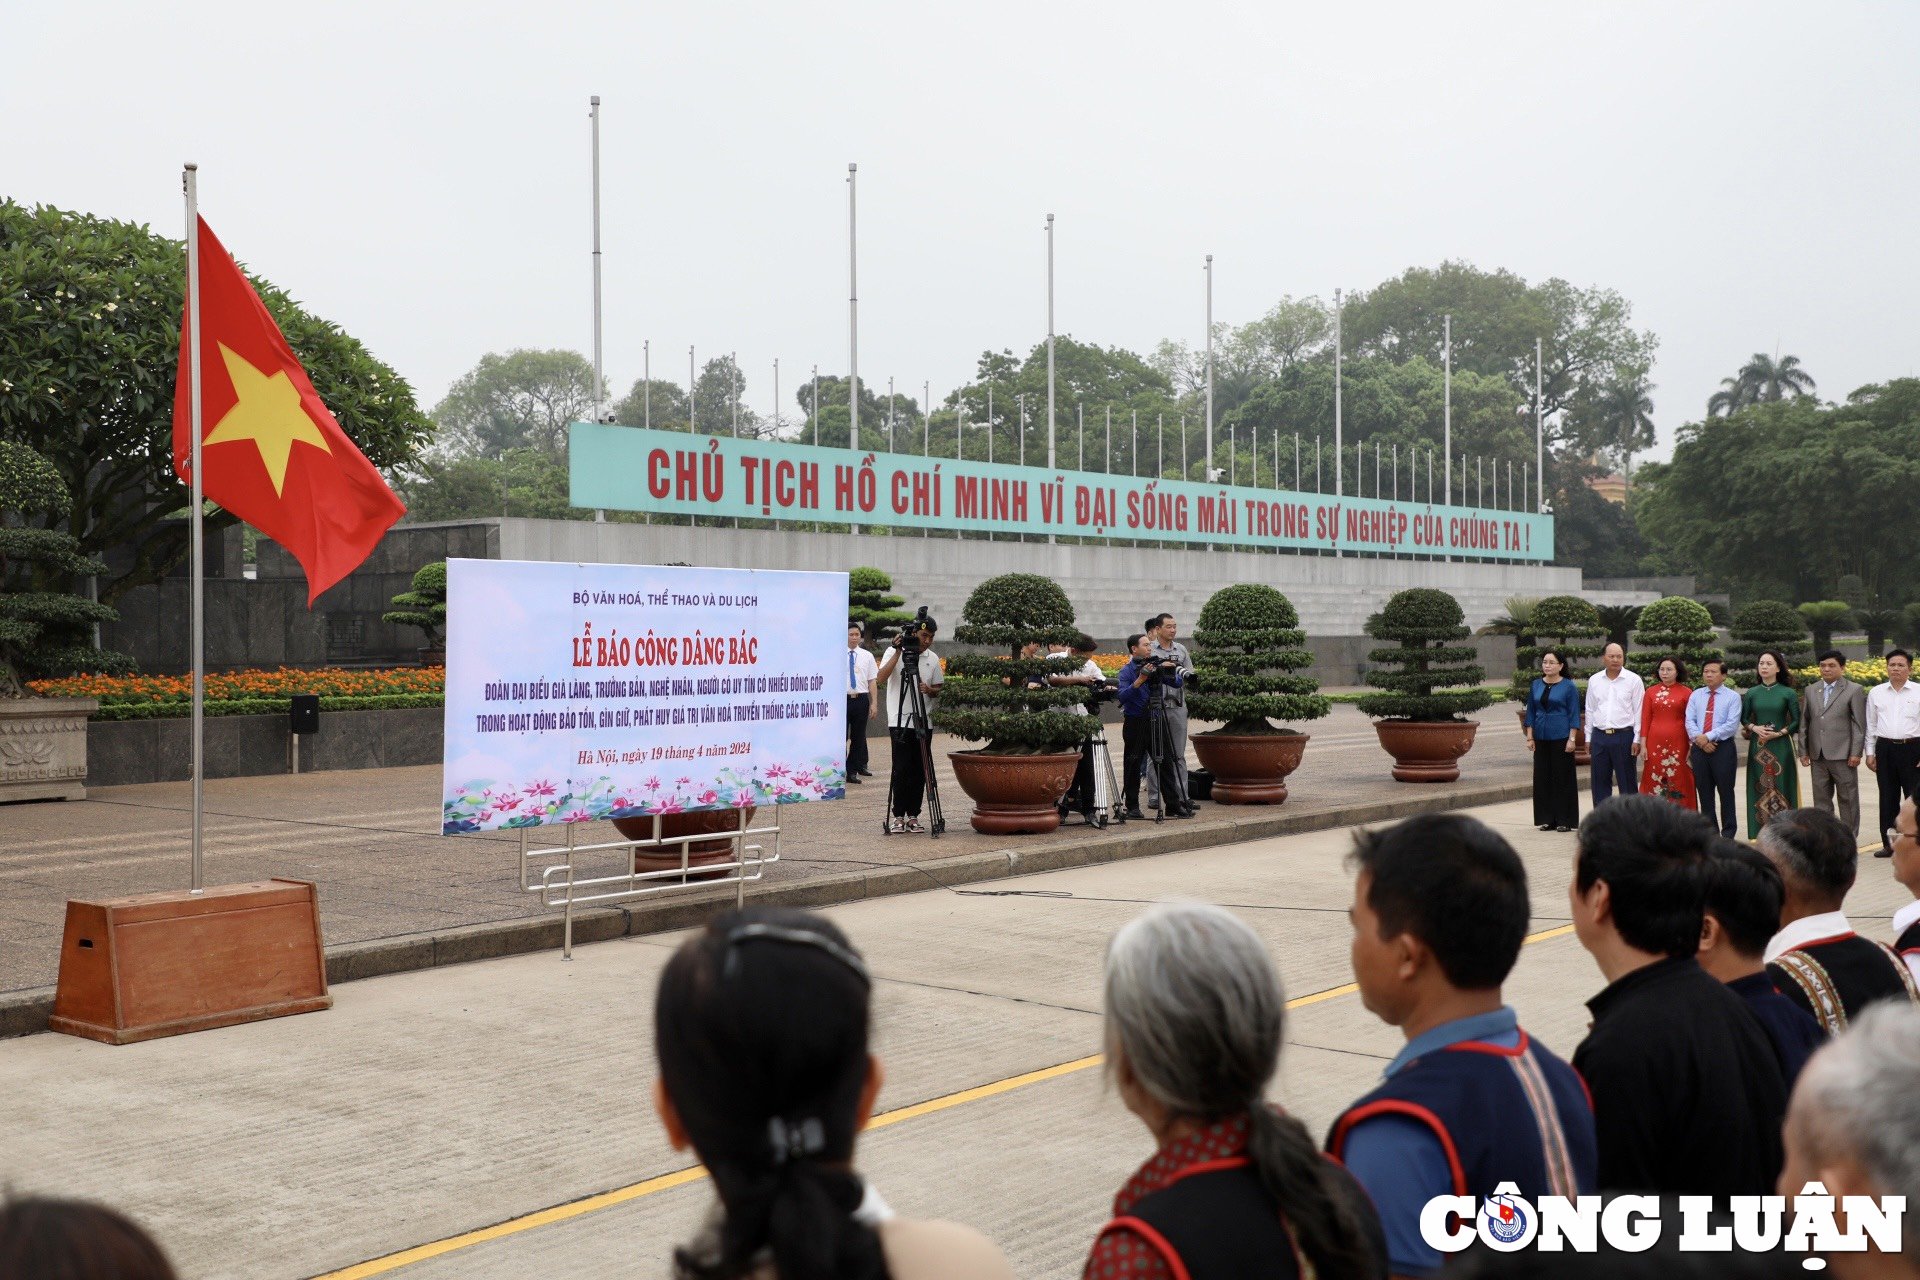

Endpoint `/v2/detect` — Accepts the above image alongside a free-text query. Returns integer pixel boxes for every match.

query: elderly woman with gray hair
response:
[1084,902,1385,1280]
[1780,1002,1920,1273]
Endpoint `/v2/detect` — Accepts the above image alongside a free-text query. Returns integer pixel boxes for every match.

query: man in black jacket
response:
[1570,796,1788,1196]
[1760,806,1919,1033]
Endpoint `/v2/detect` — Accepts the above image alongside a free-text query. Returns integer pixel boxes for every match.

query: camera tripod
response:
[1141,676,1188,824]
[1060,723,1126,829]
[881,644,946,838]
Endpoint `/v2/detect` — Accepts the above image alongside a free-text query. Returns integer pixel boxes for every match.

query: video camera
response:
[893,605,933,660]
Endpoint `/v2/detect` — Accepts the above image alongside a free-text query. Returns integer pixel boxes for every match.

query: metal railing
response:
[517,810,784,958]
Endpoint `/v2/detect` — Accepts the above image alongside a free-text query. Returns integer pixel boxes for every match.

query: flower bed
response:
[1793,657,1889,688]
[27,666,445,720]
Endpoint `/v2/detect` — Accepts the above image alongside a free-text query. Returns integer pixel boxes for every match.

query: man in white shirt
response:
[1584,642,1645,809]
[845,623,879,785]
[876,616,943,833]
[1866,649,1920,858]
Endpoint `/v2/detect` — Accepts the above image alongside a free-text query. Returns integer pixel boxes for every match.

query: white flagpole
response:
[590,96,605,523]
[183,163,205,895]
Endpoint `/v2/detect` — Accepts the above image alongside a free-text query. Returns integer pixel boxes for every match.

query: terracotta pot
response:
[947,750,1081,834]
[1190,732,1309,804]
[614,806,756,877]
[1371,719,1481,783]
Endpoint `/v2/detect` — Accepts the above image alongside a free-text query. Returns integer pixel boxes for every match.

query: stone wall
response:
[102,521,496,673]
[86,706,443,788]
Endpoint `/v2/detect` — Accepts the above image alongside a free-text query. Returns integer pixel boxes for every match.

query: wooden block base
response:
[49,879,332,1045]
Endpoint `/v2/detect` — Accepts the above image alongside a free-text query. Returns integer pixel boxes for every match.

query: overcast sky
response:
[9,3,1917,458]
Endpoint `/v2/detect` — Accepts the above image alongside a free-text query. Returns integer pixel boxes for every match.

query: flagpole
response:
[590,95,605,523]
[183,163,205,896]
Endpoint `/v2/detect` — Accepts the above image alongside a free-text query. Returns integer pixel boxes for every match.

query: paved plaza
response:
[1,703,1538,997]
[1,792,1911,1279]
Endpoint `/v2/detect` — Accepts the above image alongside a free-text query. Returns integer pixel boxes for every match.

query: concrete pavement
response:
[1,703,1541,998]
[2,794,1912,1279]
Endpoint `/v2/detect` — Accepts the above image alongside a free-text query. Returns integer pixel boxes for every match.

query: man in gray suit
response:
[1800,648,1868,838]
[1145,612,1196,816]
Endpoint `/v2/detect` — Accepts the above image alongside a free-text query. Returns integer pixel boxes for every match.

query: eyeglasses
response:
[1890,827,1914,851]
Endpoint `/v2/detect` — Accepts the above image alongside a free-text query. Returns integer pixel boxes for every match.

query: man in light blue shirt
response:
[1687,658,1742,838]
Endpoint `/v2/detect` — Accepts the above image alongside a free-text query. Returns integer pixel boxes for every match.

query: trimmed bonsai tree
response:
[1187,584,1330,804]
[383,560,447,653]
[848,566,913,647]
[1627,596,1721,680]
[934,573,1095,755]
[1510,594,1605,702]
[1357,589,1494,722]
[1797,601,1853,655]
[1726,600,1812,687]
[0,440,129,697]
[1188,584,1330,734]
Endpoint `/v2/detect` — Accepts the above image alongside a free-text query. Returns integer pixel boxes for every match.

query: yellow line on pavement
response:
[313,924,1583,1278]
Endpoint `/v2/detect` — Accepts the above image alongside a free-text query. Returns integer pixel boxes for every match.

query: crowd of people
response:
[1525,644,1920,852]
[639,794,1920,1279]
[846,612,1206,831]
[15,796,1920,1277]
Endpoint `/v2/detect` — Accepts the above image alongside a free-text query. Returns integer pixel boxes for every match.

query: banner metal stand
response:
[513,810,784,959]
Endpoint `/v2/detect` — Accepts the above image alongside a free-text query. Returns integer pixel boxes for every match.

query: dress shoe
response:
[847,776,862,784]
[1168,808,1192,819]
[1877,848,1894,858]
[1123,807,1147,820]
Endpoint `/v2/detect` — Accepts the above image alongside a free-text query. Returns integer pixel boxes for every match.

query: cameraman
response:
[1048,634,1109,819]
[1146,612,1197,812]
[1116,632,1190,820]
[876,614,943,834]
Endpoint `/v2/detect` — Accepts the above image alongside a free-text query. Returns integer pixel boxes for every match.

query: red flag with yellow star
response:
[172,217,405,605]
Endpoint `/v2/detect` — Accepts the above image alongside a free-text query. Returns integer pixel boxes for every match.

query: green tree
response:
[1355,589,1494,722]
[1635,383,1920,604]
[1186,584,1330,734]
[395,447,576,521]
[934,574,1095,753]
[1797,601,1853,654]
[1856,607,1900,655]
[0,441,131,692]
[432,349,595,459]
[1627,597,1720,681]
[847,567,913,645]
[1569,371,1656,488]
[1338,262,1657,419]
[691,354,761,438]
[0,200,431,605]
[1595,604,1645,651]
[1511,595,1605,700]
[1738,353,1816,403]
[382,560,447,650]
[610,378,688,431]
[1725,600,1811,687]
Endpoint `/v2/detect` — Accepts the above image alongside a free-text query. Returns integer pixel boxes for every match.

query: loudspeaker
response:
[290,694,320,736]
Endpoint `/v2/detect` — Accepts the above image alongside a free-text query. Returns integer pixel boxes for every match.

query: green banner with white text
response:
[568,423,1553,561]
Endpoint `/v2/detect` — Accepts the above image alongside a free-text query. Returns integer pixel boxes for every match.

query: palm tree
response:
[1595,604,1644,650]
[1737,352,1816,402]
[1707,375,1753,417]
[1598,375,1656,489]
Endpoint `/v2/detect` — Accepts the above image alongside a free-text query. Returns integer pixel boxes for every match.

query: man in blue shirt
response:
[1687,658,1743,838]
[1115,633,1188,820]
[1328,813,1596,1277]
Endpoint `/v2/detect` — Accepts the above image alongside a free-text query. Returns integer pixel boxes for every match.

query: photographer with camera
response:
[876,611,944,834]
[1047,634,1113,821]
[1146,613,1198,813]
[1117,632,1191,820]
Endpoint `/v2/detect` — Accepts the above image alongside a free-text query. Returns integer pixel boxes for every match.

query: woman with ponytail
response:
[1086,902,1386,1280]
[654,906,1014,1280]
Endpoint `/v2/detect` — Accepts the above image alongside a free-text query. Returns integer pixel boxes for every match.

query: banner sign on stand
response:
[570,423,1554,561]
[440,559,848,836]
